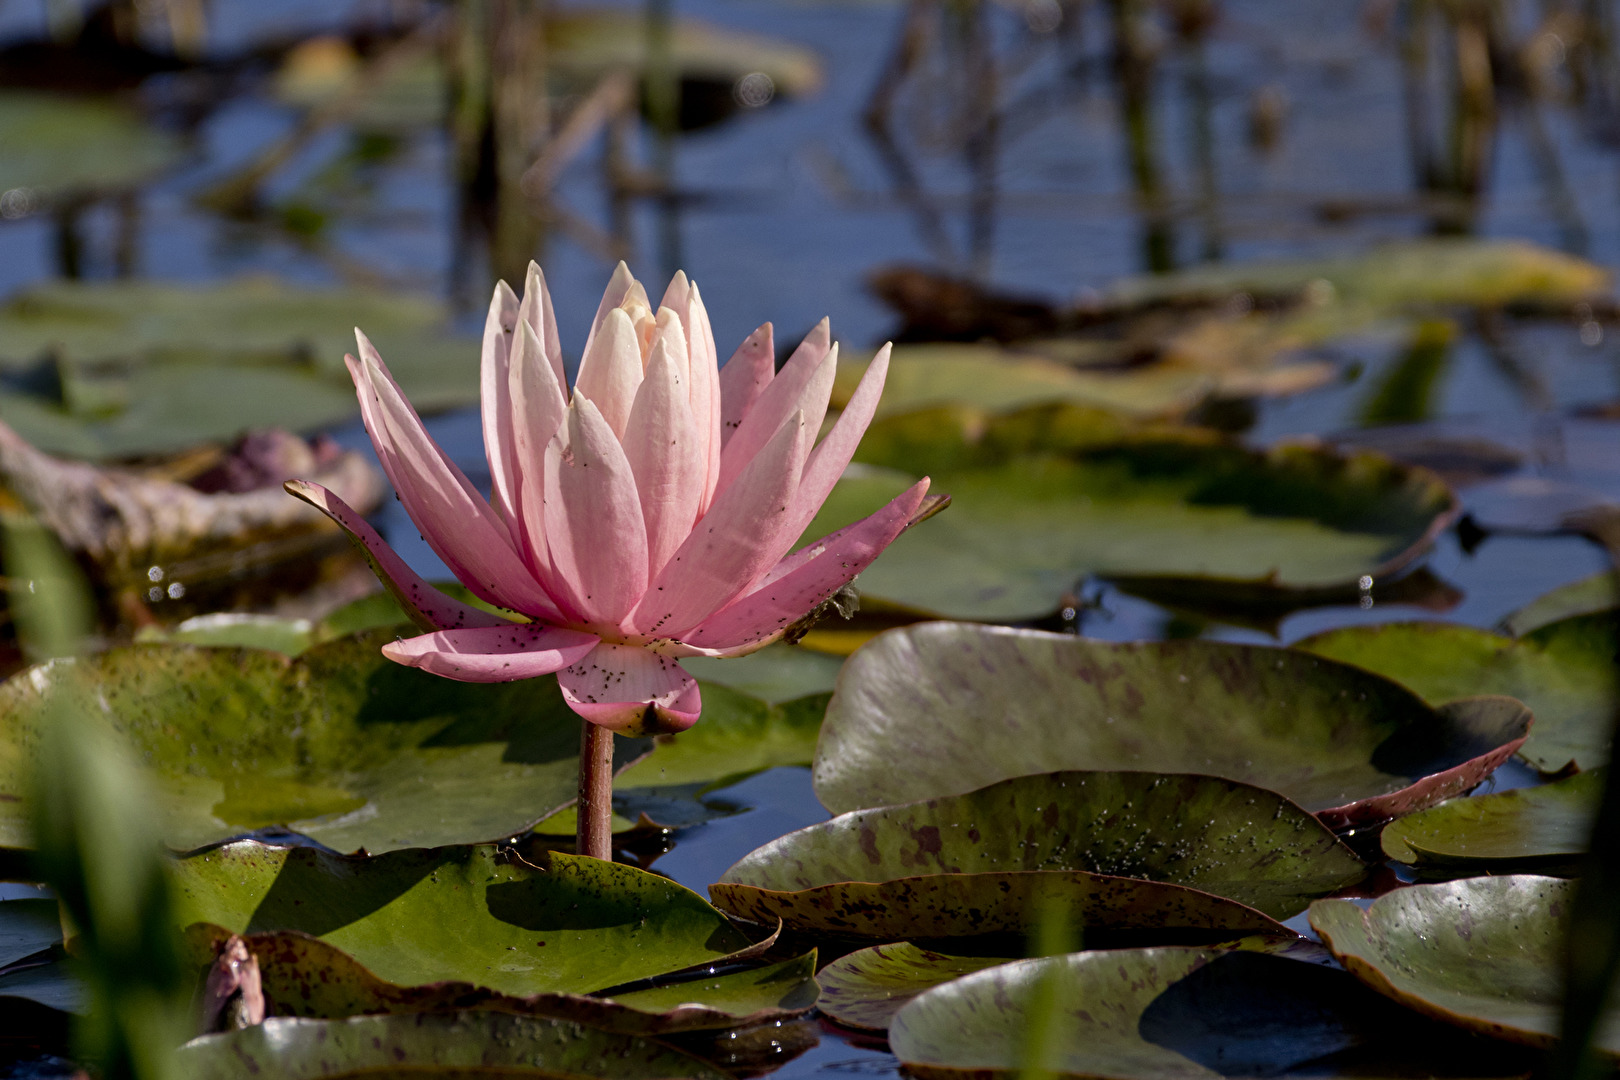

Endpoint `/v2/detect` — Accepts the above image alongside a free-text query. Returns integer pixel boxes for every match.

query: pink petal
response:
[686,283,723,511]
[382,624,599,683]
[350,337,563,622]
[543,398,650,627]
[507,319,568,601]
[659,271,691,330]
[582,261,647,364]
[622,339,705,580]
[557,642,701,735]
[630,407,810,640]
[574,308,645,438]
[780,342,891,544]
[285,479,514,633]
[480,281,522,532]
[718,322,774,447]
[653,306,691,385]
[685,478,930,653]
[714,318,830,501]
[518,262,566,393]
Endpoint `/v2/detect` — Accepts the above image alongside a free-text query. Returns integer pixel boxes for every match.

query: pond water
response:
[2,0,1619,1075]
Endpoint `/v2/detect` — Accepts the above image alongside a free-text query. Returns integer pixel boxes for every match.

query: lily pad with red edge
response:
[0,630,651,855]
[176,1011,732,1080]
[170,842,754,1000]
[813,623,1530,832]
[816,944,1018,1032]
[1381,768,1601,869]
[1309,876,1617,1054]
[801,402,1458,622]
[181,924,817,1034]
[887,945,1538,1080]
[1296,613,1618,773]
[715,771,1365,922]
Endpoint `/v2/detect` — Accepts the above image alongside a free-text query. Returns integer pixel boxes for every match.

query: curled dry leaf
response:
[0,420,383,587]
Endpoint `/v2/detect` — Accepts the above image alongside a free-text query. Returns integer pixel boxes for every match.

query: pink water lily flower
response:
[288,262,932,736]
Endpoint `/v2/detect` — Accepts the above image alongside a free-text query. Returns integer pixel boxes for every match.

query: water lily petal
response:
[517,261,566,392]
[480,280,522,532]
[544,398,649,627]
[507,319,569,602]
[285,479,514,634]
[686,478,930,654]
[781,342,891,544]
[652,306,690,385]
[574,308,645,438]
[718,322,774,447]
[557,642,701,735]
[631,407,810,639]
[623,338,705,580]
[582,260,642,362]
[687,283,724,511]
[382,624,599,682]
[714,318,830,500]
[350,336,562,622]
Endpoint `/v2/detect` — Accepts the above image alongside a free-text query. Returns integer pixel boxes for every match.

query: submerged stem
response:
[576,720,614,860]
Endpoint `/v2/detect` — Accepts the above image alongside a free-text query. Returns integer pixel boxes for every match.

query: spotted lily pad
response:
[718,771,1363,923]
[0,92,185,198]
[1310,876,1615,1053]
[804,403,1457,621]
[815,624,1531,833]
[1296,613,1619,773]
[178,1011,730,1080]
[1381,769,1601,869]
[888,945,1535,1079]
[181,924,816,1034]
[171,842,751,998]
[0,631,651,854]
[0,279,479,459]
[816,943,1014,1032]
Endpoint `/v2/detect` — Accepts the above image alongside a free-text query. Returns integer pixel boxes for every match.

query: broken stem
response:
[576,720,614,860]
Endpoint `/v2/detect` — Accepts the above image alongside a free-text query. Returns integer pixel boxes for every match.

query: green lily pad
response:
[1310,876,1613,1053]
[1295,613,1620,773]
[171,842,750,998]
[889,945,1540,1079]
[0,898,59,968]
[0,279,479,459]
[1500,572,1620,636]
[833,346,1211,421]
[0,92,185,198]
[815,623,1531,832]
[803,403,1457,621]
[718,771,1364,923]
[1381,769,1600,869]
[181,923,816,1034]
[1106,239,1609,311]
[816,943,1013,1032]
[178,1011,731,1080]
[678,644,844,705]
[0,630,651,854]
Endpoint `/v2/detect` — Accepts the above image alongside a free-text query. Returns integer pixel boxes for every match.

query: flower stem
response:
[576,721,614,861]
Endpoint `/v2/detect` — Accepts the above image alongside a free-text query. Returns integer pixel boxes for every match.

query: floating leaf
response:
[803,403,1457,621]
[0,897,78,1015]
[1296,613,1619,773]
[1310,876,1617,1054]
[0,279,478,459]
[171,842,751,998]
[1501,572,1620,637]
[181,924,816,1034]
[0,953,81,1014]
[0,92,184,198]
[178,1011,731,1080]
[816,943,1015,1032]
[1381,769,1600,869]
[0,631,651,854]
[814,624,1530,833]
[1105,239,1609,312]
[718,771,1363,922]
[889,946,1540,1079]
